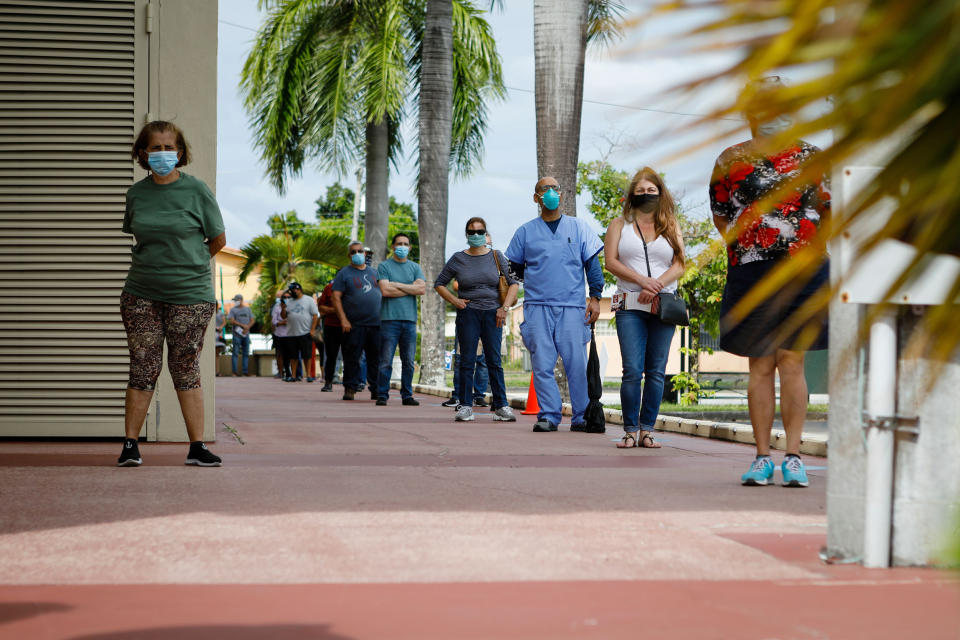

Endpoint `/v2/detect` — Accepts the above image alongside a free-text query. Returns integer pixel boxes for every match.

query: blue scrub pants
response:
[519,304,590,426]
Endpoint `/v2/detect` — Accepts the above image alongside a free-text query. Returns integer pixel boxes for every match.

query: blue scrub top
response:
[505,215,603,307]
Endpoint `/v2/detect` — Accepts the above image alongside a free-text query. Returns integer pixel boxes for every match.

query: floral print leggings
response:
[120,292,215,391]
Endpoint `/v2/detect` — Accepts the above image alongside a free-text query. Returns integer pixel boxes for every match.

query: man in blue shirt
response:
[332,241,383,401]
[506,176,604,432]
[376,233,426,406]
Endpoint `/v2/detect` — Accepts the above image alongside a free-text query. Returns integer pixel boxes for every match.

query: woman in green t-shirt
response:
[116,121,227,468]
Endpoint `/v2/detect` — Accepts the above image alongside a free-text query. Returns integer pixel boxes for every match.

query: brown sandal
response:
[638,432,662,448]
[616,432,638,448]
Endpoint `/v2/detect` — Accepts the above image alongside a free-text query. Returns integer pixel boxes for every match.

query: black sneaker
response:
[473,397,489,408]
[532,421,558,432]
[402,397,420,406]
[306,377,316,383]
[343,389,355,400]
[185,442,222,467]
[441,397,459,408]
[376,398,387,406]
[117,438,142,467]
[321,383,333,392]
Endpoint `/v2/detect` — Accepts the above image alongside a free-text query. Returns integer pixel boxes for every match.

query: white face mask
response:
[756,114,792,138]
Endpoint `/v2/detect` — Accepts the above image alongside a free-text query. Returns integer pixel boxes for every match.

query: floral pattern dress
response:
[709,139,830,267]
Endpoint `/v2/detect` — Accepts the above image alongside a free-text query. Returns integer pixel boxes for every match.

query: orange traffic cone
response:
[521,372,540,415]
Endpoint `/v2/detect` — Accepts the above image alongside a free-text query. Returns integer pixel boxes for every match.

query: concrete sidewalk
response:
[0,378,956,639]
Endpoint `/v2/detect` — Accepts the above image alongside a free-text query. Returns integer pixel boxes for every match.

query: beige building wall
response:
[215,247,262,306]
[149,0,219,442]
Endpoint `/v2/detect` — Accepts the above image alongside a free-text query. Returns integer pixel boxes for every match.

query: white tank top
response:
[615,220,677,294]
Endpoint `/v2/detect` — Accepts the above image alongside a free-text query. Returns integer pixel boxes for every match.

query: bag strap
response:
[635,221,653,278]
[492,249,505,278]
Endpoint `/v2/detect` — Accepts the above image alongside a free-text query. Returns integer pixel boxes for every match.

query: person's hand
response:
[585,298,600,324]
[453,298,469,310]
[495,307,507,328]
[637,290,657,304]
[638,275,663,295]
[341,319,352,333]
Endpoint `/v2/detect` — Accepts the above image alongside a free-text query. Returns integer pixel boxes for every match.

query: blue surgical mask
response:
[394,246,410,259]
[147,151,179,176]
[466,234,486,248]
[540,188,560,211]
[351,253,365,266]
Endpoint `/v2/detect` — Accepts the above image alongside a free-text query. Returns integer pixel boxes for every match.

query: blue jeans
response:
[455,307,507,409]
[231,332,250,375]
[377,320,416,400]
[615,310,675,432]
[452,342,488,401]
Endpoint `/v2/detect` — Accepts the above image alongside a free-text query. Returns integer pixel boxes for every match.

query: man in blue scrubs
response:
[506,176,604,432]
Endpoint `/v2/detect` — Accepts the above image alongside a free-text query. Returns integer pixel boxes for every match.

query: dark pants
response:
[274,335,292,377]
[452,345,488,402]
[322,324,343,384]
[343,325,379,392]
[282,334,313,378]
[455,306,507,410]
[377,320,417,400]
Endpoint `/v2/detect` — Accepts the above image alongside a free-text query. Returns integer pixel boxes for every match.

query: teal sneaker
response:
[781,455,809,487]
[741,456,774,486]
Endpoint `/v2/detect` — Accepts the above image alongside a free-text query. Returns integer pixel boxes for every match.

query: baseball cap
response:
[287,282,302,290]
[232,294,243,301]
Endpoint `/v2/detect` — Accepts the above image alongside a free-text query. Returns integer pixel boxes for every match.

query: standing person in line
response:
[332,241,382,400]
[271,291,293,380]
[505,177,604,432]
[710,76,830,488]
[316,281,342,392]
[376,233,426,406]
[214,304,226,376]
[228,294,254,376]
[279,282,319,382]
[117,120,225,467]
[434,217,518,423]
[604,168,685,449]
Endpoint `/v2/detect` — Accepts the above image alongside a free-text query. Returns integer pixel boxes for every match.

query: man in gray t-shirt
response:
[332,241,382,400]
[280,281,319,382]
[227,294,254,376]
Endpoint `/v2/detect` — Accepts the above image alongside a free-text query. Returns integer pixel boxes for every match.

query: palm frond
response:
[641,0,960,360]
[294,229,354,270]
[587,0,626,47]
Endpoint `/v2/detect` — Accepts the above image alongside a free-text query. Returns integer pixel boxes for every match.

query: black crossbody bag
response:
[637,223,689,327]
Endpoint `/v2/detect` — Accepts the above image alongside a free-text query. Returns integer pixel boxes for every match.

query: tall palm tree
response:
[241,0,504,263]
[532,0,624,217]
[416,0,454,386]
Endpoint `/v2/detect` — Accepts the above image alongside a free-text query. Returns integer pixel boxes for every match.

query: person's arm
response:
[207,232,226,257]
[378,279,406,298]
[434,257,467,309]
[585,254,604,299]
[331,290,351,332]
[243,311,256,331]
[435,284,468,310]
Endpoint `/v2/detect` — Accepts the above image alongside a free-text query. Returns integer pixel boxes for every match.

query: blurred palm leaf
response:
[634,0,960,360]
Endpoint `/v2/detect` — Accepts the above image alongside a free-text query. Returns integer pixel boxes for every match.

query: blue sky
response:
[215,1,752,254]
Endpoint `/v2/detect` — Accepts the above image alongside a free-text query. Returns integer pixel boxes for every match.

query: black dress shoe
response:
[376,398,387,406]
[402,397,420,406]
[321,384,333,392]
[473,397,489,408]
[532,421,557,432]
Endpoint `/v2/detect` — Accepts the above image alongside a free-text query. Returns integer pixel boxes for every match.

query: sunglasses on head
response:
[466,229,486,236]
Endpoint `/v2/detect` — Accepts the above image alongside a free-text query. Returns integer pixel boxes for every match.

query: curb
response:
[397,382,828,457]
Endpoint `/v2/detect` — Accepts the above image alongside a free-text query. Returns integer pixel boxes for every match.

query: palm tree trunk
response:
[534,0,589,402]
[350,166,363,241]
[364,119,389,263]
[417,0,453,387]
[533,0,588,219]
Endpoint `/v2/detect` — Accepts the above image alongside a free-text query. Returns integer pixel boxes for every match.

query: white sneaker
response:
[493,406,516,422]
[455,406,475,421]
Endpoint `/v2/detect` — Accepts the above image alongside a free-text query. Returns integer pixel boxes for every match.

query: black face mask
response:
[630,193,659,213]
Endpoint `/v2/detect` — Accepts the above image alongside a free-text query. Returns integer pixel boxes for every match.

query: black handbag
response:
[638,222,690,327]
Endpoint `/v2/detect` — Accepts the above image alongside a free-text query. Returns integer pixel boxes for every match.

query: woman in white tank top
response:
[603,167,685,449]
